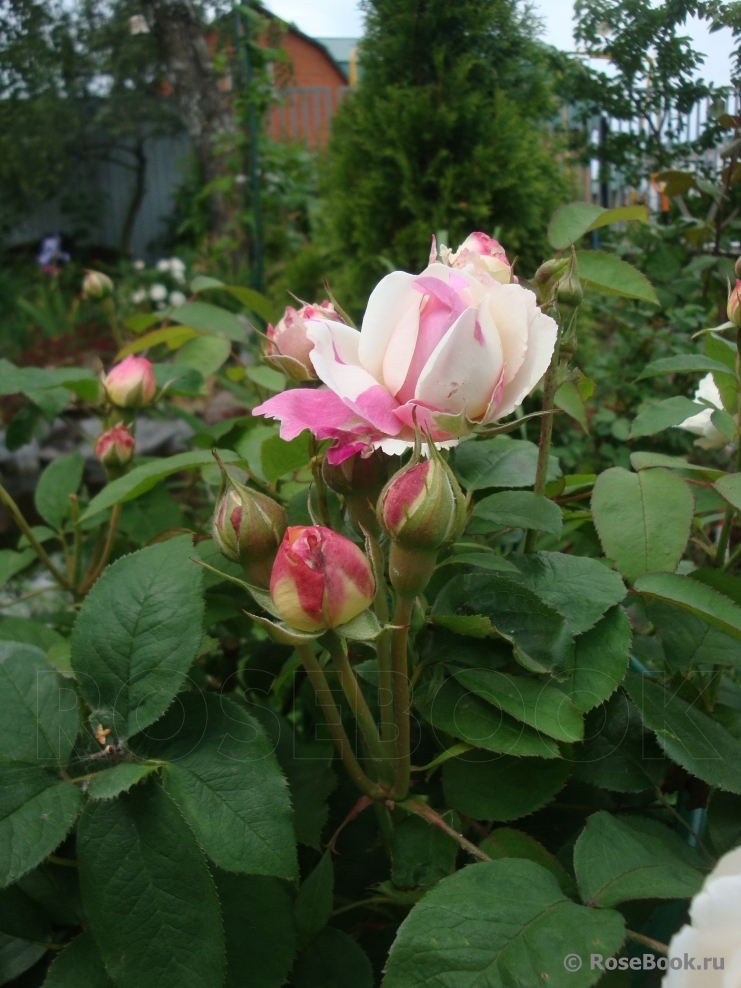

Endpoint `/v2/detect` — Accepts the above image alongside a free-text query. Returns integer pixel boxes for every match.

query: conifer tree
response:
[322,0,569,310]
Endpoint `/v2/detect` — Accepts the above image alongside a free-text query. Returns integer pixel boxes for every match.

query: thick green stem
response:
[323,631,389,777]
[625,931,668,957]
[295,642,387,800]
[368,537,395,750]
[69,494,82,591]
[0,482,69,587]
[390,595,414,800]
[524,330,562,553]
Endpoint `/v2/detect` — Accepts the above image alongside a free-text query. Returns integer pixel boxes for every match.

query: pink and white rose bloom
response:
[270,526,375,632]
[438,232,514,284]
[254,243,557,462]
[677,374,734,450]
[266,301,343,381]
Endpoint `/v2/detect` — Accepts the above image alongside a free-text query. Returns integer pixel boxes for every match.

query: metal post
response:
[233,3,264,293]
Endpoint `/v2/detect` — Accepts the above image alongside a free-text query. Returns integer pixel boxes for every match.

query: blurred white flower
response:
[129,14,150,34]
[133,259,146,271]
[169,290,187,308]
[149,283,168,302]
[131,288,147,304]
[677,374,733,450]
[664,846,741,986]
[169,257,186,283]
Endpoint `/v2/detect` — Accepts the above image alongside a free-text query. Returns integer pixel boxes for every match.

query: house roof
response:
[255,4,352,82]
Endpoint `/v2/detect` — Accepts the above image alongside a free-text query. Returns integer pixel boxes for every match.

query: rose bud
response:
[322,450,388,535]
[82,269,114,300]
[728,280,741,328]
[266,301,342,381]
[441,232,514,284]
[378,448,466,596]
[556,253,583,308]
[103,355,157,409]
[213,467,287,588]
[270,525,375,632]
[735,256,741,280]
[94,424,134,475]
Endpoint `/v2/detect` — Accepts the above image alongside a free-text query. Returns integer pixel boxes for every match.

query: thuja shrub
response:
[3,206,741,986]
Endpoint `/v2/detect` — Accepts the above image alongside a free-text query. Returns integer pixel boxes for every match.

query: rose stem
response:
[295,642,387,800]
[390,594,414,800]
[79,503,121,594]
[322,631,389,777]
[367,536,395,752]
[0,482,70,588]
[399,799,492,862]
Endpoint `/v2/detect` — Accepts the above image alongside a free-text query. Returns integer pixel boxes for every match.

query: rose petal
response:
[496,301,557,419]
[253,388,354,440]
[358,271,419,382]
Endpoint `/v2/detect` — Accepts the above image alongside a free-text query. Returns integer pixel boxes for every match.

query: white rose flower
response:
[677,374,734,450]
[169,290,187,308]
[149,283,168,302]
[663,846,741,986]
[133,259,146,271]
[169,257,186,283]
[130,288,147,304]
[156,259,171,273]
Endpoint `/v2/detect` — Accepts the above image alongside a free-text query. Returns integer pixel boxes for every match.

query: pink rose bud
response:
[270,525,375,632]
[213,465,287,587]
[442,232,514,284]
[103,355,157,409]
[729,280,741,328]
[94,424,134,473]
[378,450,466,596]
[266,301,342,381]
[82,269,114,300]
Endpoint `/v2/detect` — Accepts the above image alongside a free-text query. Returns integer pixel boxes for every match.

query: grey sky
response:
[262,0,736,87]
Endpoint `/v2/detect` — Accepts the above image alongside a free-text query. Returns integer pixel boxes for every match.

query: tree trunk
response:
[120,138,148,255]
[142,0,234,237]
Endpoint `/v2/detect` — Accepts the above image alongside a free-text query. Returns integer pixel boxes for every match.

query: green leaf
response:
[559,607,631,713]
[468,491,562,535]
[636,354,732,381]
[224,285,277,325]
[0,363,98,401]
[442,750,570,819]
[453,669,584,742]
[291,927,373,988]
[707,791,741,856]
[0,885,51,943]
[124,312,161,334]
[34,452,84,529]
[135,692,297,881]
[0,934,46,984]
[382,860,625,988]
[87,763,159,800]
[295,852,333,948]
[433,574,573,673]
[554,381,589,432]
[43,933,114,988]
[0,617,63,652]
[175,335,232,376]
[629,451,721,476]
[548,202,648,249]
[429,614,498,638]
[420,677,560,758]
[480,828,577,897]
[151,363,205,397]
[170,301,247,341]
[16,862,82,927]
[591,467,694,583]
[648,600,741,669]
[81,449,242,519]
[0,643,78,765]
[71,536,204,738]
[714,473,741,511]
[438,551,520,574]
[261,431,313,484]
[116,325,199,357]
[511,551,626,637]
[214,871,296,988]
[634,572,741,641]
[573,693,668,793]
[573,811,704,907]
[391,814,458,890]
[712,407,737,440]
[576,250,659,305]
[247,365,287,392]
[78,782,225,988]
[453,436,561,491]
[190,275,226,294]
[0,764,81,888]
[624,671,741,793]
[0,549,36,588]
[629,397,707,439]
